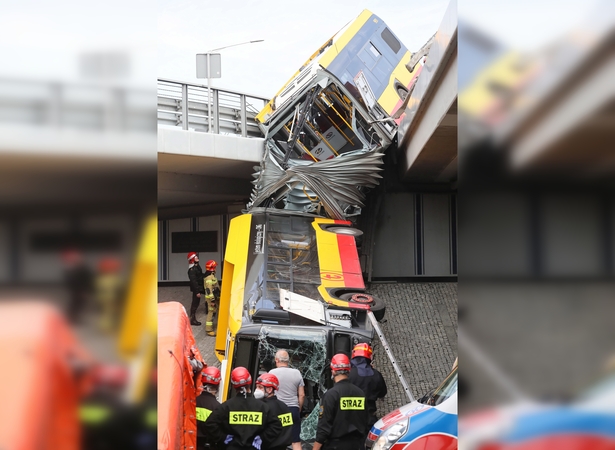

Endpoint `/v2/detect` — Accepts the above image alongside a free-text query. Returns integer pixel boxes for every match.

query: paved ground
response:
[459,281,615,414]
[158,281,458,419]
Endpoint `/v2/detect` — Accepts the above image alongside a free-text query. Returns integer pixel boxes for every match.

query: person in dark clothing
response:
[254,373,293,450]
[313,354,367,450]
[187,252,206,326]
[197,367,222,450]
[62,248,94,324]
[348,343,387,430]
[203,367,282,450]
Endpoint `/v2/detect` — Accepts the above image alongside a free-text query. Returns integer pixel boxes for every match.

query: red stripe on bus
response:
[337,234,364,288]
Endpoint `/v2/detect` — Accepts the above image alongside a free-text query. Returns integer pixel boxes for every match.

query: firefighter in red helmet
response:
[313,354,368,450]
[203,260,220,336]
[203,367,282,450]
[348,343,387,430]
[197,367,222,449]
[254,373,293,450]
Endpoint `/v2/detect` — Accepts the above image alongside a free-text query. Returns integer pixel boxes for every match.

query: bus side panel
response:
[215,214,252,392]
[318,10,373,70]
[325,14,411,116]
[313,219,367,308]
[256,10,373,125]
[214,259,234,362]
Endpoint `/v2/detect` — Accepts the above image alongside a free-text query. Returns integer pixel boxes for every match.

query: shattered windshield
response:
[257,326,328,441]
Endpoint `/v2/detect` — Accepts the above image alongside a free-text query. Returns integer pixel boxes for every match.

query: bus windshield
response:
[257,326,328,442]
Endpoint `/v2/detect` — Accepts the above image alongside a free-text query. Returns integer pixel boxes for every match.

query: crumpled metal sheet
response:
[248,147,384,220]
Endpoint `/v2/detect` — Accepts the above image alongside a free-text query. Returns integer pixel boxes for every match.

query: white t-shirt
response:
[269,366,304,408]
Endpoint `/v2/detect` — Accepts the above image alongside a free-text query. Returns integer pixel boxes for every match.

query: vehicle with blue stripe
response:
[459,371,615,450]
[366,360,458,450]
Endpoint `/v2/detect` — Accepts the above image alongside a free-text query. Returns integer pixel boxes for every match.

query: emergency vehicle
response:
[366,359,458,450]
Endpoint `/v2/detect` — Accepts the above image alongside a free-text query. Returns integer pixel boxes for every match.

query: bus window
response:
[381,27,401,53]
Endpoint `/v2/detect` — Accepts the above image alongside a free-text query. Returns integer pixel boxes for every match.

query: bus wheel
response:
[326,226,363,237]
[340,293,386,321]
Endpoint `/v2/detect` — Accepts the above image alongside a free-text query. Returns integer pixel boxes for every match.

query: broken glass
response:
[257,326,328,441]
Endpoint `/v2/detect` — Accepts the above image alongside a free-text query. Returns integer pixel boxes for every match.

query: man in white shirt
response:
[269,350,305,450]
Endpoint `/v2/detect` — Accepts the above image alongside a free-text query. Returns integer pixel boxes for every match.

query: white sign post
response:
[196,53,221,133]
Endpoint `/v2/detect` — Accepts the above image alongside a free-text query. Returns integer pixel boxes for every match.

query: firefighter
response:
[187,252,205,326]
[203,367,282,450]
[197,367,222,450]
[254,373,293,450]
[348,343,387,429]
[203,259,220,336]
[313,354,368,450]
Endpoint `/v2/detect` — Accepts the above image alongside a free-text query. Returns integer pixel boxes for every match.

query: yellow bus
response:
[214,209,385,442]
[251,10,423,218]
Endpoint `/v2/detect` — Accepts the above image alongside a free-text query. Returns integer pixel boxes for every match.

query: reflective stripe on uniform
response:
[196,407,212,422]
[339,397,365,410]
[145,408,157,428]
[278,412,293,426]
[229,411,263,425]
[79,404,111,423]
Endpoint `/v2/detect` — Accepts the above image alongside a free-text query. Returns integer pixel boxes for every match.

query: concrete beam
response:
[400,51,458,179]
[158,172,252,196]
[158,127,263,162]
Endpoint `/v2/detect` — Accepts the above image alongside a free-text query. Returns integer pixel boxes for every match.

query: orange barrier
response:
[0,301,92,450]
[158,301,205,450]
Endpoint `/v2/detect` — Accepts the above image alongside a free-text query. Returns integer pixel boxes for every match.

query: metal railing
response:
[157,78,269,138]
[0,77,155,132]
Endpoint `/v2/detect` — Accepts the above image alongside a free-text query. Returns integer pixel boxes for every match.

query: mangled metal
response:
[249,70,393,220]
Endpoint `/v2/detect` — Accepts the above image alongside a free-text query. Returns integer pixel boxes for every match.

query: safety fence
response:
[157,78,269,138]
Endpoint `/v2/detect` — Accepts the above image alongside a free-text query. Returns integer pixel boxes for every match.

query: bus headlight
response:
[372,418,409,450]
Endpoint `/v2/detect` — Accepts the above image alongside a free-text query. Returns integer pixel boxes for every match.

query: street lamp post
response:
[196,40,264,133]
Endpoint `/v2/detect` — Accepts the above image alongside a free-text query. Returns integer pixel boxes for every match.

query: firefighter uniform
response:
[203,393,282,450]
[262,395,293,450]
[315,379,368,450]
[203,271,220,334]
[196,391,221,450]
[349,360,388,429]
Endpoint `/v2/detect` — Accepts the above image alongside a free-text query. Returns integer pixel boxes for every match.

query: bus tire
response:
[340,293,386,321]
[326,226,363,237]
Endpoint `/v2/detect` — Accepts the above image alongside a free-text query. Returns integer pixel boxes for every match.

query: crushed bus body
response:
[214,209,386,443]
[251,9,425,220]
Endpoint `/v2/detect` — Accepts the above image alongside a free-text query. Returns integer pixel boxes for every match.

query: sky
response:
[157,0,451,98]
[0,0,609,95]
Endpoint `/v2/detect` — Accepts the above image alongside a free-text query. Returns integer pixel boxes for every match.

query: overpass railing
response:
[0,77,154,132]
[157,78,269,138]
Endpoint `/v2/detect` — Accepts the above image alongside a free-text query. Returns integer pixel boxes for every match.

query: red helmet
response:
[187,252,198,262]
[202,366,221,385]
[205,260,217,271]
[230,367,252,388]
[256,373,279,391]
[352,343,373,360]
[330,353,351,373]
